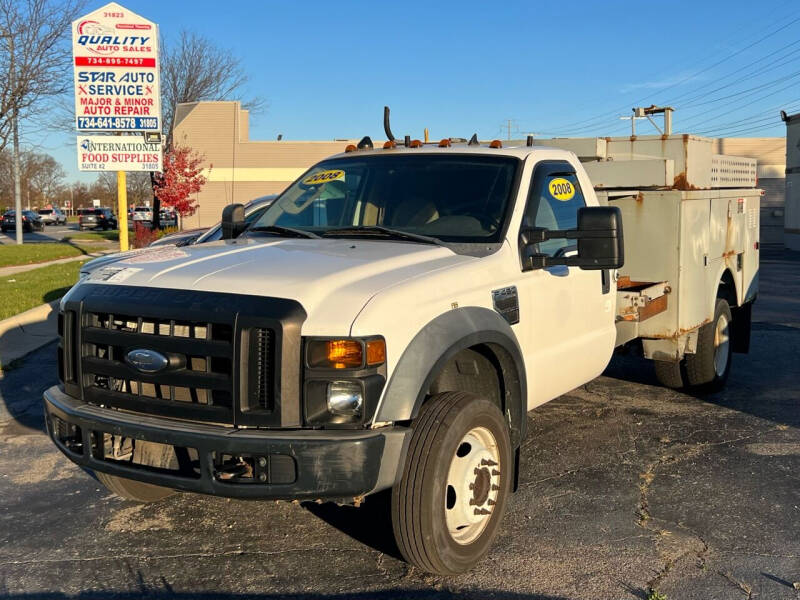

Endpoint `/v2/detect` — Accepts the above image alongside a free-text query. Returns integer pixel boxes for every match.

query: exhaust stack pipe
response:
[383,106,395,142]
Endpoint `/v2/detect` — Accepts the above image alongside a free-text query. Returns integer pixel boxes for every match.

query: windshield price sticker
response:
[72,2,162,132]
[549,178,575,201]
[303,170,345,185]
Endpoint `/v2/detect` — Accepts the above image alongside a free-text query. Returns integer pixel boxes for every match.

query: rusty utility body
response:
[534,134,760,364]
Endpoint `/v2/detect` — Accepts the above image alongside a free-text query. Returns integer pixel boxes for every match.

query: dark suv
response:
[78,208,117,230]
[1,210,45,233]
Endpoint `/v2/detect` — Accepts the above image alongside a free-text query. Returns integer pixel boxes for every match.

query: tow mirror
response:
[520,206,624,271]
[221,203,246,240]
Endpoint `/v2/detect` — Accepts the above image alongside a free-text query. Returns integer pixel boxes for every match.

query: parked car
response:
[37,207,67,226]
[1,209,44,233]
[132,206,153,223]
[78,207,117,230]
[150,195,277,247]
[159,209,177,228]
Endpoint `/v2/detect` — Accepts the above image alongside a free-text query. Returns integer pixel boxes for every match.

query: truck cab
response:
[43,137,752,575]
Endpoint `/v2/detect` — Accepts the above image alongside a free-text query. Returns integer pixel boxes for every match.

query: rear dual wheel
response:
[653,298,732,392]
[392,392,512,575]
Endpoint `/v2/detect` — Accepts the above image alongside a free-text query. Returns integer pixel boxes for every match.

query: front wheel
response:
[391,391,512,575]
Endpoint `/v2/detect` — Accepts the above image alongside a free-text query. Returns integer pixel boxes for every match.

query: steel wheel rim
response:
[713,312,730,377]
[445,426,501,545]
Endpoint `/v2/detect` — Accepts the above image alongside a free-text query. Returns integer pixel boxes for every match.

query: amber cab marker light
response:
[438,138,451,147]
[383,140,396,149]
[345,144,357,153]
[366,339,386,366]
[409,139,423,148]
[489,139,502,148]
[327,339,362,369]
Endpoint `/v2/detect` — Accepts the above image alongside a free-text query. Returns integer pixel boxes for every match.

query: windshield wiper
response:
[247,225,320,239]
[321,226,443,246]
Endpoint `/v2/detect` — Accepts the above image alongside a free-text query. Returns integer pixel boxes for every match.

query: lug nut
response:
[491,484,500,491]
[481,459,498,466]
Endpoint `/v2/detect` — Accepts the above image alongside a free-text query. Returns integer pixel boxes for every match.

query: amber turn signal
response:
[366,339,386,366]
[345,144,357,153]
[326,340,362,369]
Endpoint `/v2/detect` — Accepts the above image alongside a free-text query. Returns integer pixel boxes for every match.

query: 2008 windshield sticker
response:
[303,170,344,185]
[549,178,575,201]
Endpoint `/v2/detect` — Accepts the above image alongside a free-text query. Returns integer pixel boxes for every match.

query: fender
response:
[375,307,527,446]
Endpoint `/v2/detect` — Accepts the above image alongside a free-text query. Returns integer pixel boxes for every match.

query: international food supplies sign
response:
[77,135,162,171]
[72,2,161,132]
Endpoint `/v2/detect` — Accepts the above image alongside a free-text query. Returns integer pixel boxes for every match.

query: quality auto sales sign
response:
[72,2,161,132]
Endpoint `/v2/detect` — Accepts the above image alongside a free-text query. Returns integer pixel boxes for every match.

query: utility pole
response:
[8,31,23,245]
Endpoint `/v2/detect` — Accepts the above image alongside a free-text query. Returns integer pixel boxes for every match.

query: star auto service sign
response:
[73,2,161,132]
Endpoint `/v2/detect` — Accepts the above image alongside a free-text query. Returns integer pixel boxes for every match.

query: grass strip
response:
[0,243,85,268]
[0,260,86,320]
[63,230,120,242]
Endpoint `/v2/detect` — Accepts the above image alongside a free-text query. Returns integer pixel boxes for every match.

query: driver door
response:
[517,160,615,408]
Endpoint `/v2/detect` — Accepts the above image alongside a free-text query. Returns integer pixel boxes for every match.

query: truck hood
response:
[83,238,473,334]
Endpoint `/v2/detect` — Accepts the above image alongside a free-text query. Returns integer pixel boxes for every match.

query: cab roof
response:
[327,143,577,162]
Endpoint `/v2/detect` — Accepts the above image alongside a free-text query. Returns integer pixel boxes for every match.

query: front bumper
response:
[44,385,408,501]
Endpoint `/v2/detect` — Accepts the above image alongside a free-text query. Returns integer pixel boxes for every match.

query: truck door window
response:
[524,165,585,257]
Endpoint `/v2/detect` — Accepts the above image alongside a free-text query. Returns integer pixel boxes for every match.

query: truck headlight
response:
[327,381,363,417]
[303,336,387,428]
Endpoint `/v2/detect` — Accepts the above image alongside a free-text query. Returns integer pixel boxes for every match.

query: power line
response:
[541,13,800,135]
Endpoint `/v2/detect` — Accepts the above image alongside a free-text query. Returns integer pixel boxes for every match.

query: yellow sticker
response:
[303,169,344,185]
[548,177,575,201]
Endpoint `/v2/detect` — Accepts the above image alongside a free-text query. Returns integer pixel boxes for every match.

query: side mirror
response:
[221,203,246,240]
[520,206,624,271]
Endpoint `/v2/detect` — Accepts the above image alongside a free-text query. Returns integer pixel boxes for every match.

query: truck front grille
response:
[57,285,306,428]
[81,311,237,423]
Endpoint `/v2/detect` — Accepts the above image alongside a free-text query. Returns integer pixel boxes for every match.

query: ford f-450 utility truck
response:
[44,129,758,575]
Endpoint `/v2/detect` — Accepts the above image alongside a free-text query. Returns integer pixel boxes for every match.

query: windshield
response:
[249,154,519,244]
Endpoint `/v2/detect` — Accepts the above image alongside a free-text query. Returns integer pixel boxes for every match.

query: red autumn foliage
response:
[152,145,208,218]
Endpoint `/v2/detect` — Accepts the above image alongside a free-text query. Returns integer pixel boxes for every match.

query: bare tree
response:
[0,0,84,150]
[149,30,262,228]
[1,0,83,241]
[161,30,263,147]
[28,153,65,203]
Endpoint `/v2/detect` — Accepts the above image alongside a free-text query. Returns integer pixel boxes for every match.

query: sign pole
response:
[117,170,128,251]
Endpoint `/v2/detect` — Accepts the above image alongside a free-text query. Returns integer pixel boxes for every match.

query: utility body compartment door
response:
[515,159,616,409]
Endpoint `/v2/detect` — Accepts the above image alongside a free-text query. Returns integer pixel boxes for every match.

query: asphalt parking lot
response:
[0,224,78,244]
[0,244,798,600]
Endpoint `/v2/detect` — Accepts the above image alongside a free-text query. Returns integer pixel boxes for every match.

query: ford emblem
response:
[125,349,169,373]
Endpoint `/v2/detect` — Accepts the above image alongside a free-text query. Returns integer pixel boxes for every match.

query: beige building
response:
[173,101,357,229]
[175,101,787,243]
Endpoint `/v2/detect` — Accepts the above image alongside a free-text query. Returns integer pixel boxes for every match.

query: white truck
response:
[44,123,758,575]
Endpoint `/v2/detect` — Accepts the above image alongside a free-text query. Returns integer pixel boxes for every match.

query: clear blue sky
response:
[25,0,800,183]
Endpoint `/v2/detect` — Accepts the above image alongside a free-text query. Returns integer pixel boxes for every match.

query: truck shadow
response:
[301,489,402,559]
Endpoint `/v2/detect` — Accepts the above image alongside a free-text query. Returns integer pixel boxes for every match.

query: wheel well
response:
[428,345,504,409]
[425,342,524,446]
[717,269,738,308]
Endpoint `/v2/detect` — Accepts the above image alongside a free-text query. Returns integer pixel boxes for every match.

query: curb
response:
[0,300,60,369]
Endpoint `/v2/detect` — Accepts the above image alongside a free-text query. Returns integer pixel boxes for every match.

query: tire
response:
[685,298,733,392]
[95,440,177,503]
[654,360,685,389]
[391,391,513,575]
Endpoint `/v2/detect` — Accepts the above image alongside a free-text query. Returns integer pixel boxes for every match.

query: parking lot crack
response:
[718,570,754,599]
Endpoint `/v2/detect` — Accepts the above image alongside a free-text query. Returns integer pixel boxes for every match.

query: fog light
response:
[327,381,363,417]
